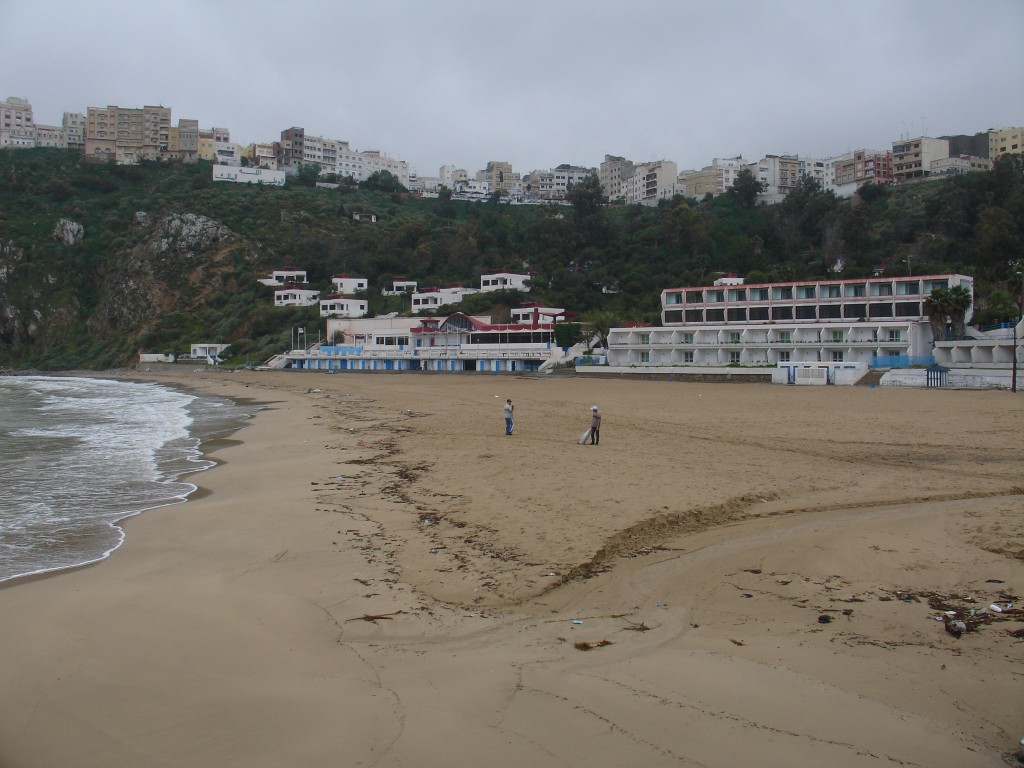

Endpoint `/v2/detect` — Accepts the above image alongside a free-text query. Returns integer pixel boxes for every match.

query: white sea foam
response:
[0,376,254,583]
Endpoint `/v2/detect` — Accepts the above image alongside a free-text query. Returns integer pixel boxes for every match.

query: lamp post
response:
[1014,270,1023,394]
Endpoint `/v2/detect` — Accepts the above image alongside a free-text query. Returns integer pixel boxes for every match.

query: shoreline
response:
[1,368,1021,767]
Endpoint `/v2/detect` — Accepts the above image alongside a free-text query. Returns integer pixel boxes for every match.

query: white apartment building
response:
[383,279,418,295]
[440,165,469,190]
[522,165,594,201]
[892,136,949,182]
[931,155,993,176]
[607,274,973,371]
[599,155,635,202]
[34,124,66,148]
[1,96,35,147]
[825,149,893,197]
[624,160,677,205]
[363,150,410,187]
[63,112,85,150]
[750,154,802,202]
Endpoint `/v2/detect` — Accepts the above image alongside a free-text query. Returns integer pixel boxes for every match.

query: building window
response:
[778,331,792,343]
[729,351,741,363]
[888,330,901,342]
[778,351,790,362]
[831,331,844,342]
[683,351,694,363]
[682,333,694,344]
[729,332,741,343]
[640,333,650,345]
[640,351,650,363]
[832,351,844,362]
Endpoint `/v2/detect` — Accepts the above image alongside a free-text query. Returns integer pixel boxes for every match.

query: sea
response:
[0,376,255,584]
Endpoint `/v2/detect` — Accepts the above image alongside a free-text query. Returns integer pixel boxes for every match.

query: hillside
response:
[1,149,1021,369]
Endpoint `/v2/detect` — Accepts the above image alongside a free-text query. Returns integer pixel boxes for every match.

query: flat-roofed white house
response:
[511,304,565,324]
[320,295,368,318]
[480,271,531,292]
[274,285,320,307]
[606,274,975,381]
[383,279,418,295]
[331,274,368,293]
[259,267,307,287]
[411,286,478,311]
[190,343,231,362]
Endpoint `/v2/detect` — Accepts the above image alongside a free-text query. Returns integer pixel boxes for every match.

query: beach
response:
[1,368,1021,767]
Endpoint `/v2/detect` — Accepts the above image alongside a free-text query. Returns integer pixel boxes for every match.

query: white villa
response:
[480,271,531,292]
[410,286,477,311]
[319,295,368,318]
[274,286,320,307]
[331,274,368,294]
[606,273,977,382]
[190,343,231,361]
[383,279,418,295]
[259,267,308,287]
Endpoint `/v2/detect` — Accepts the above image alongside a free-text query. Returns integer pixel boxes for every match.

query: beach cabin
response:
[190,343,231,364]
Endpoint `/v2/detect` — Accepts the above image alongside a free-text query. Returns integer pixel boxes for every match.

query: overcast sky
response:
[4,0,1023,176]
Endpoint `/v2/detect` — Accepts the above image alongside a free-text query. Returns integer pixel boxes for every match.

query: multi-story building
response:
[892,136,949,182]
[241,142,278,169]
[34,124,66,148]
[166,119,199,162]
[680,157,746,199]
[480,271,530,292]
[85,104,172,163]
[439,165,469,190]
[331,274,368,294]
[62,112,86,151]
[1,96,35,147]
[277,127,305,173]
[477,161,518,193]
[827,149,893,197]
[624,160,677,205]
[598,155,635,201]
[522,164,594,201]
[750,154,802,202]
[607,273,974,371]
[362,150,410,187]
[988,126,1022,160]
[930,155,993,176]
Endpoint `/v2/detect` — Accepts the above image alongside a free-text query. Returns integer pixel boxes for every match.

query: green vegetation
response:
[1,148,1022,370]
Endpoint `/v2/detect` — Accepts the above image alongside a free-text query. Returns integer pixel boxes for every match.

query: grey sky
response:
[4,0,1023,177]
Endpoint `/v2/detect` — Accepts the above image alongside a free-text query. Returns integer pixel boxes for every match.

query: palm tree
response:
[924,289,953,343]
[946,284,973,338]
[580,309,621,350]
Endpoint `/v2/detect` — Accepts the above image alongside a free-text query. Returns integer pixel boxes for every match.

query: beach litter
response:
[574,639,614,651]
[894,588,1024,639]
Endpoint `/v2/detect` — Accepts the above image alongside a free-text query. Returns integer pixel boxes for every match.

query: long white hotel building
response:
[607,273,975,370]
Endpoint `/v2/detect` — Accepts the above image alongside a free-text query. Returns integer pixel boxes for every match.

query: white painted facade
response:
[606,274,974,371]
[320,295,368,318]
[480,272,530,292]
[274,287,320,307]
[190,343,231,360]
[259,268,307,286]
[383,279,418,295]
[410,286,477,310]
[624,160,677,205]
[331,275,368,293]
[213,166,286,186]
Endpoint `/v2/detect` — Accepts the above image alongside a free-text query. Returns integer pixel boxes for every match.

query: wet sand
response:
[1,369,1021,767]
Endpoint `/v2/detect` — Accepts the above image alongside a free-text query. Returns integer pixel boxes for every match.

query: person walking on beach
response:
[504,398,515,435]
[589,404,601,445]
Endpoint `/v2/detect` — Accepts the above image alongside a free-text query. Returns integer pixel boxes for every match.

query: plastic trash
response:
[989,604,1004,613]
[572,620,583,625]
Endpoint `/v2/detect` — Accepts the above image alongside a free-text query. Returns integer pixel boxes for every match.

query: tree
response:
[579,309,621,349]
[946,284,972,338]
[565,174,605,219]
[728,168,765,208]
[360,170,406,193]
[924,288,953,342]
[295,163,322,187]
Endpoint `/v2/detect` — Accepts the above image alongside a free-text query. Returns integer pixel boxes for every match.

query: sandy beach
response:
[1,369,1022,767]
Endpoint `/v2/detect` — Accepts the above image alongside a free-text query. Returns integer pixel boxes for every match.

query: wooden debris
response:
[574,639,615,651]
[345,610,405,624]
